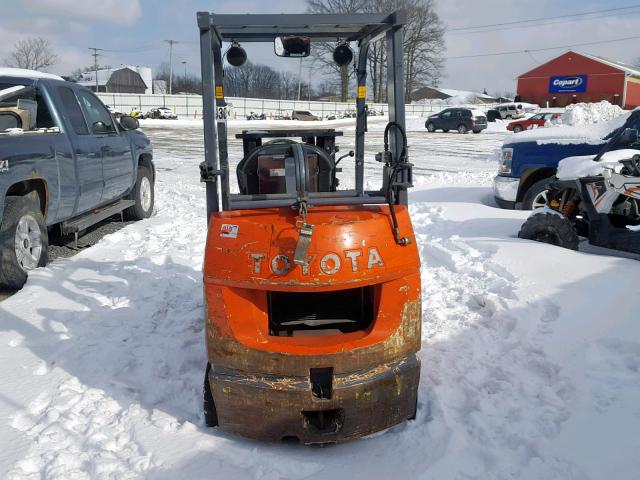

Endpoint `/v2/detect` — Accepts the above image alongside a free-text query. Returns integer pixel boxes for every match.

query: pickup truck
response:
[493,109,640,209]
[0,68,155,288]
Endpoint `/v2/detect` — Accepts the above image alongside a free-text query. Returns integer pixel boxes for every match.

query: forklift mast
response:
[197,11,410,218]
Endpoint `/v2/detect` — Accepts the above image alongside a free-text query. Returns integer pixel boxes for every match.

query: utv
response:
[519,121,640,255]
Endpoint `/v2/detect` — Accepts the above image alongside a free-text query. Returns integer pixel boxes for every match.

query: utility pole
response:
[182,60,187,78]
[164,40,178,94]
[88,47,104,92]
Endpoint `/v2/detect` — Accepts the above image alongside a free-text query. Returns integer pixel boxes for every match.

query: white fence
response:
[97,92,497,120]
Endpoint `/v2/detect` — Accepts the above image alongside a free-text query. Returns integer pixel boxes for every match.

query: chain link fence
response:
[97,93,497,120]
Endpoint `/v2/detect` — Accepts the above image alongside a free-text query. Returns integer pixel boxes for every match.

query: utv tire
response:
[124,166,154,220]
[426,122,435,132]
[518,213,578,250]
[457,124,468,134]
[0,194,49,289]
[203,363,219,427]
[522,177,553,210]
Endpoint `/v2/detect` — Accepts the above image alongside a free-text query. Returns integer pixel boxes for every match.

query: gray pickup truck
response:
[0,69,155,288]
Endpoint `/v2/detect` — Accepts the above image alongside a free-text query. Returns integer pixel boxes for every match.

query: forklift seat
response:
[236,140,335,195]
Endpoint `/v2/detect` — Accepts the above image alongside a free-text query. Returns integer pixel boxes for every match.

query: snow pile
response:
[507,109,632,146]
[559,101,624,127]
[556,148,639,180]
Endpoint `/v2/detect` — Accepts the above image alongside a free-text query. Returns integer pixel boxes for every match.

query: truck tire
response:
[203,363,219,427]
[518,213,578,250]
[522,177,553,210]
[0,194,48,289]
[124,166,154,220]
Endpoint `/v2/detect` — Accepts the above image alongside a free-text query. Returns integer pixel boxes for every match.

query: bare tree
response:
[155,62,201,94]
[306,0,368,101]
[223,62,312,100]
[4,37,58,71]
[307,0,445,103]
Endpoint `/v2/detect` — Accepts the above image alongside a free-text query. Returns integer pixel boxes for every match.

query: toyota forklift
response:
[197,11,422,444]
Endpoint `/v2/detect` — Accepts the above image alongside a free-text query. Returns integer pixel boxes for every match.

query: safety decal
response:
[220,224,239,238]
[0,160,8,173]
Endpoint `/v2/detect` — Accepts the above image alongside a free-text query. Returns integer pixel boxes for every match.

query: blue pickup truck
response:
[493,109,640,209]
[0,69,155,288]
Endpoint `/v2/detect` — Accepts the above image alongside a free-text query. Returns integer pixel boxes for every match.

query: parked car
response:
[0,68,155,288]
[292,110,320,121]
[507,112,561,133]
[425,108,487,134]
[246,112,266,120]
[495,104,523,120]
[493,109,640,210]
[146,107,177,119]
[486,109,501,122]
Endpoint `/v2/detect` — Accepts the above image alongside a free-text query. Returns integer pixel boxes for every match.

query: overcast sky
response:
[1,0,639,95]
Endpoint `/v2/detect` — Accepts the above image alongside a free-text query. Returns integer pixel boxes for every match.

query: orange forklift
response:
[197,11,422,444]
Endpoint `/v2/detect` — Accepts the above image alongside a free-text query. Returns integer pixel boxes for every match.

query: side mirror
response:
[620,128,638,145]
[119,115,139,131]
[274,36,310,57]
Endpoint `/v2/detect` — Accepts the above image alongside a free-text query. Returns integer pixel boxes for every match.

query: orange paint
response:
[203,205,421,355]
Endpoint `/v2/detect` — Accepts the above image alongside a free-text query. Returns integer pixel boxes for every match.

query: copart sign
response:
[549,75,587,94]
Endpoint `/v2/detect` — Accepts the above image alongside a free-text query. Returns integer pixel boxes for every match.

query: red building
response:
[517,51,640,109]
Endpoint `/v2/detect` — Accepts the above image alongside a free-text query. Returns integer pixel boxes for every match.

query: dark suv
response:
[425,108,487,134]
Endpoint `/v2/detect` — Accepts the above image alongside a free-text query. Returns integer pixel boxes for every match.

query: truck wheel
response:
[457,124,468,134]
[203,363,219,427]
[518,213,578,250]
[522,178,552,210]
[0,194,48,289]
[124,166,154,220]
[426,122,435,132]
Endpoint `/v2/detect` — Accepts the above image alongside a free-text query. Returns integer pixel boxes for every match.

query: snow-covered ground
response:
[0,119,639,479]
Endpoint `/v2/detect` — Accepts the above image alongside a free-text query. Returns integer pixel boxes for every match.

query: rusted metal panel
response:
[209,355,420,444]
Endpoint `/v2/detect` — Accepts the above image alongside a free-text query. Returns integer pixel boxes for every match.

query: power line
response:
[88,47,104,92]
[445,34,640,60]
[448,9,640,36]
[448,4,640,32]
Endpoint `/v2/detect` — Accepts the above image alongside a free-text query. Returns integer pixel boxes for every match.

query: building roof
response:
[577,51,640,78]
[78,66,148,88]
[519,50,640,79]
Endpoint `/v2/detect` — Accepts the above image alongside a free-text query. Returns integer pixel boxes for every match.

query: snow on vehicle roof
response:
[506,107,632,146]
[471,109,486,117]
[557,148,640,180]
[0,68,63,81]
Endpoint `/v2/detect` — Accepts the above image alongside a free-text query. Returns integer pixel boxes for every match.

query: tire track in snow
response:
[411,203,579,478]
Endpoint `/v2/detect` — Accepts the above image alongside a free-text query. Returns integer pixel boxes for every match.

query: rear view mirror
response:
[274,36,310,57]
[620,128,638,145]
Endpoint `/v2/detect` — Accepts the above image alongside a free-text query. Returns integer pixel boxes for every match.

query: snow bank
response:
[556,148,639,180]
[559,101,624,127]
[507,107,632,146]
